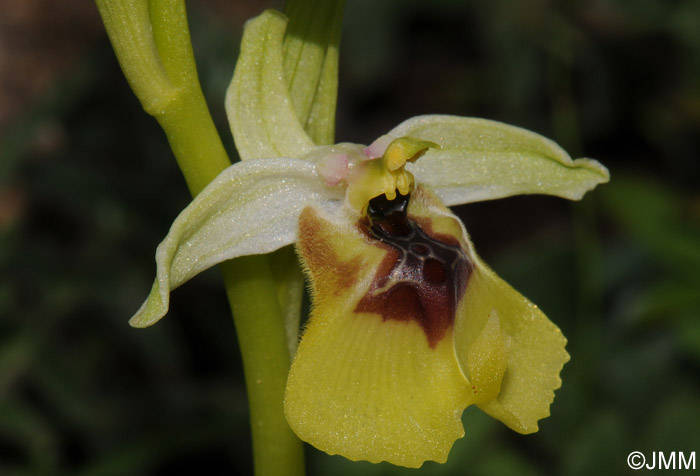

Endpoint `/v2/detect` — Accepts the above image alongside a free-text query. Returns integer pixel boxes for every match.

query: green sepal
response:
[389,115,609,206]
[226,10,315,161]
[129,157,341,328]
[283,0,345,145]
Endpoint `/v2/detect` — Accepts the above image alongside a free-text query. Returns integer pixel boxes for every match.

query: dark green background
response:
[1,0,699,474]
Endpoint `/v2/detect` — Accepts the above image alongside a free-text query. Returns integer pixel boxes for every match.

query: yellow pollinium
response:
[346,136,439,213]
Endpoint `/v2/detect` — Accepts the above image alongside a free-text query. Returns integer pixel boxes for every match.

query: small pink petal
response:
[317,154,349,186]
[364,134,393,159]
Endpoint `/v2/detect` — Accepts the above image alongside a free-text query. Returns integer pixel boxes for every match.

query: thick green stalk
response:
[222,258,305,476]
[95,2,304,475]
[94,1,174,115]
[97,0,229,195]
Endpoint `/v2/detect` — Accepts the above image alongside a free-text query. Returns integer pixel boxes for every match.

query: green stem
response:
[222,258,305,476]
[95,2,304,475]
[94,0,174,115]
[147,0,231,195]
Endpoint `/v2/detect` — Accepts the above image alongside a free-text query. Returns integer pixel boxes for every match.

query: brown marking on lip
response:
[355,193,473,347]
[298,206,362,296]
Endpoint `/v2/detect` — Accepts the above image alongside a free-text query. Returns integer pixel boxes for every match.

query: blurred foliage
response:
[1,1,699,475]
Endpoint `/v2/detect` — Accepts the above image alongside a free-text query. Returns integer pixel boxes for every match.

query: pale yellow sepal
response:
[286,203,470,468]
[388,115,609,206]
[226,10,315,161]
[128,158,341,328]
[454,261,570,433]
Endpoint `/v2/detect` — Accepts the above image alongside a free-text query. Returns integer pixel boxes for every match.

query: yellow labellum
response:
[454,260,569,434]
[285,186,570,466]
[465,311,509,403]
[286,203,470,467]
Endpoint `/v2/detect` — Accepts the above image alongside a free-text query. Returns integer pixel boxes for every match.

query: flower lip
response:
[356,191,473,347]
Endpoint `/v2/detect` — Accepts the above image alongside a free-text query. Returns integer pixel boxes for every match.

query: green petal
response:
[388,115,609,206]
[130,158,340,328]
[226,10,315,160]
[454,258,570,433]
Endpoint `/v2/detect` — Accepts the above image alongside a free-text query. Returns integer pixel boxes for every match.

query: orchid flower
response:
[129,10,608,469]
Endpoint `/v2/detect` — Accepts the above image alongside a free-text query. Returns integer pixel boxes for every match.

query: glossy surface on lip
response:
[356,192,473,347]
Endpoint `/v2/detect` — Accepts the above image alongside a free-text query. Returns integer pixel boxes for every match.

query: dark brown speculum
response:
[356,191,473,347]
